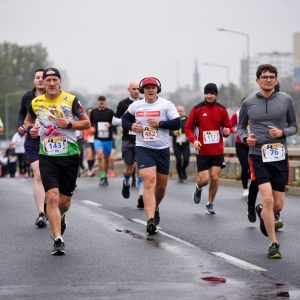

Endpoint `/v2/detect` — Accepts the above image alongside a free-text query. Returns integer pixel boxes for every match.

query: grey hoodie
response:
[237,91,298,156]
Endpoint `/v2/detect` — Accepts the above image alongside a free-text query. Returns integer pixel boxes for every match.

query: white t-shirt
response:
[11,132,25,154]
[127,97,179,149]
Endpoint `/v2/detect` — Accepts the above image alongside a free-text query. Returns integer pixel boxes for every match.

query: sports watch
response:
[67,122,73,129]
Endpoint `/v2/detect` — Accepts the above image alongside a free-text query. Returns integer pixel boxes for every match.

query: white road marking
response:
[81,200,103,207]
[131,219,193,247]
[108,211,125,219]
[212,252,267,272]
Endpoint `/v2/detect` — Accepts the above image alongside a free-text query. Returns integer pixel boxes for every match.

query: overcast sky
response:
[1,0,299,94]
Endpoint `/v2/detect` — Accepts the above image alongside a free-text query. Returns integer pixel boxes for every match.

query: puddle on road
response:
[116,229,300,299]
[116,229,159,247]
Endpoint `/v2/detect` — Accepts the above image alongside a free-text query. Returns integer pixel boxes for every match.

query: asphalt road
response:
[1,176,300,299]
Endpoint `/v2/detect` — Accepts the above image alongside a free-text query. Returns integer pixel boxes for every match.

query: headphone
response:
[139,77,162,94]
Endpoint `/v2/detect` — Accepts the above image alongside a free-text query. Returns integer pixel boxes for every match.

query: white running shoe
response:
[242,189,249,198]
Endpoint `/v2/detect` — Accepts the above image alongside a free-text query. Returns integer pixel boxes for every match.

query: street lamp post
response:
[217,28,250,96]
[203,63,231,108]
[4,91,25,141]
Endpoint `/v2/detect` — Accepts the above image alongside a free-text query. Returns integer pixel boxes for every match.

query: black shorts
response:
[24,136,40,164]
[39,154,79,196]
[135,146,170,175]
[122,140,136,166]
[196,155,226,172]
[249,154,289,192]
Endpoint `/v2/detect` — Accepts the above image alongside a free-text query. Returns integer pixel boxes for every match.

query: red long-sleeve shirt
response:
[184,101,231,156]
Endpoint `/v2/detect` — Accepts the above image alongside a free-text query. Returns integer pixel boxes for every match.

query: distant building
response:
[244,51,293,92]
[193,59,200,92]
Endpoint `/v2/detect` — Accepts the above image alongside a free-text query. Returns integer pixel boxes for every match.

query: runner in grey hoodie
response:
[238,64,298,259]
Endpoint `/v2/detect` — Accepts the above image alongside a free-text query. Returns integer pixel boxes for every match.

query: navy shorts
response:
[39,154,79,196]
[196,155,226,172]
[135,146,170,175]
[249,154,289,192]
[24,136,40,164]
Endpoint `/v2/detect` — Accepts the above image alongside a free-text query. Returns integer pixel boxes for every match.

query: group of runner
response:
[18,63,297,259]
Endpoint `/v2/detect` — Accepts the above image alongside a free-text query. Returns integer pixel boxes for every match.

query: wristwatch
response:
[67,122,73,129]
[159,121,163,128]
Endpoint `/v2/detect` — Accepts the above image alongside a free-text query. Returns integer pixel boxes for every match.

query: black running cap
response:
[43,68,61,79]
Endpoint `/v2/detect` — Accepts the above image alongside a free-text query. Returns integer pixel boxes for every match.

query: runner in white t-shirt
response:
[122,77,181,234]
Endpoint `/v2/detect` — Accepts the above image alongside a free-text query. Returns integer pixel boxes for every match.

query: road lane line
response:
[81,200,103,207]
[212,252,267,272]
[131,219,195,247]
[108,211,125,219]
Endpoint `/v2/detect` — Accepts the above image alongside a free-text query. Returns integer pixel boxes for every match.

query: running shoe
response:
[192,184,202,204]
[131,179,136,188]
[35,212,47,228]
[137,195,144,209]
[88,170,95,177]
[122,180,130,199]
[107,170,116,178]
[99,178,108,186]
[247,205,256,223]
[267,242,281,259]
[146,218,157,235]
[154,207,160,225]
[242,189,249,198]
[61,214,67,235]
[256,204,268,237]
[206,203,216,215]
[275,214,284,230]
[51,238,65,256]
[177,178,184,183]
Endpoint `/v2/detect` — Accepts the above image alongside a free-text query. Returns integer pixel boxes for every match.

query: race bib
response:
[262,143,285,162]
[176,134,187,143]
[97,122,109,138]
[141,126,160,141]
[43,136,68,155]
[203,131,220,144]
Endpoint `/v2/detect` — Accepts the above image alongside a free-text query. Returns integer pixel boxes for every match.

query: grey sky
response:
[1,0,299,94]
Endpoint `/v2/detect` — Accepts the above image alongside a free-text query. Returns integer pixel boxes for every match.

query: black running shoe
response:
[99,178,108,186]
[131,179,136,188]
[51,238,65,256]
[35,212,47,228]
[256,204,268,237]
[122,180,130,199]
[146,218,157,235]
[61,214,67,236]
[137,195,144,209]
[267,242,281,259]
[247,205,256,223]
[154,208,160,225]
[192,184,202,204]
[275,214,284,230]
